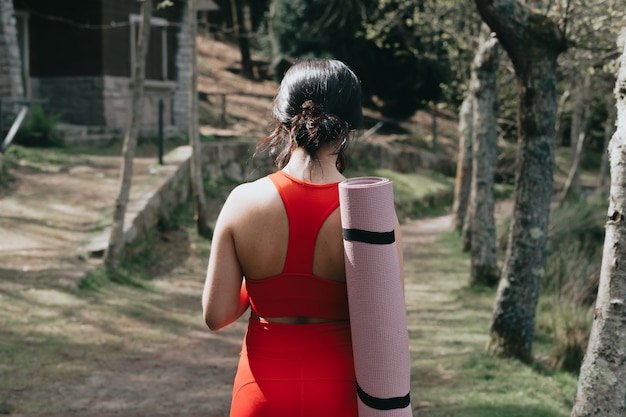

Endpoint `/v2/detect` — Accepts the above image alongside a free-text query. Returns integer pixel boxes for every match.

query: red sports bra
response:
[244,170,350,321]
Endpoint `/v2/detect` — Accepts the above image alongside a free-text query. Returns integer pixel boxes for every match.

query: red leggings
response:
[230,318,357,417]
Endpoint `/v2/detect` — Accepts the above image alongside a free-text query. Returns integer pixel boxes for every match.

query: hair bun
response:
[301,100,325,130]
[290,99,350,156]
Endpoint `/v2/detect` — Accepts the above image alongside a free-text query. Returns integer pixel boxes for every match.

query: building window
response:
[129,14,172,82]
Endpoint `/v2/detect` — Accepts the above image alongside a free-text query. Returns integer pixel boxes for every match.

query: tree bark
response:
[104,0,153,271]
[453,95,474,233]
[570,29,626,417]
[474,0,566,362]
[188,0,212,239]
[468,34,500,287]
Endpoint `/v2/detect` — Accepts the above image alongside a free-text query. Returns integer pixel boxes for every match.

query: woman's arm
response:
[202,187,250,331]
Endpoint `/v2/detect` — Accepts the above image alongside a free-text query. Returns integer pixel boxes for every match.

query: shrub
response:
[539,196,605,372]
[552,309,591,373]
[544,197,605,304]
[13,105,62,148]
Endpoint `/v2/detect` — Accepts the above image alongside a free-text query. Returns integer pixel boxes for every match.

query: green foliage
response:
[349,36,449,118]
[13,105,62,148]
[355,0,456,116]
[546,197,605,269]
[268,0,452,119]
[271,0,368,60]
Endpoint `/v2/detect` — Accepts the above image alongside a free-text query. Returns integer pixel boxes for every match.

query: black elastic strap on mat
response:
[356,383,411,410]
[342,228,395,245]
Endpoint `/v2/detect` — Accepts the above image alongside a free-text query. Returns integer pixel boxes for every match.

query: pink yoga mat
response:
[339,177,412,417]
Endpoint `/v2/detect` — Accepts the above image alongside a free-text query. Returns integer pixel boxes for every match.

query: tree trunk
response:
[474,0,566,362]
[559,73,590,203]
[230,0,253,79]
[188,0,212,239]
[570,29,626,417]
[558,127,585,205]
[104,0,153,271]
[453,95,474,232]
[468,34,500,287]
[555,89,571,146]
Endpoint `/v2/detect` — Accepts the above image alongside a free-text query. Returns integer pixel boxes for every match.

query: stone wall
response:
[350,141,453,175]
[199,139,448,182]
[86,139,444,257]
[31,76,106,125]
[86,146,192,257]
[57,131,443,181]
[200,140,273,183]
[31,75,177,130]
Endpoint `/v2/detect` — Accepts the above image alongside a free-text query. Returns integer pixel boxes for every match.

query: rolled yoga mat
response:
[339,177,412,417]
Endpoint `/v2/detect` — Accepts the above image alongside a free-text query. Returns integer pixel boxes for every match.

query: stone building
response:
[0,0,217,136]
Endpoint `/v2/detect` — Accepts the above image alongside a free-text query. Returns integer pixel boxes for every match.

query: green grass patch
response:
[3,144,77,167]
[5,135,189,163]
[407,230,578,417]
[78,266,152,291]
[415,354,577,416]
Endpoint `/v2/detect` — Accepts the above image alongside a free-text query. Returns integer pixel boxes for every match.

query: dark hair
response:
[257,58,363,172]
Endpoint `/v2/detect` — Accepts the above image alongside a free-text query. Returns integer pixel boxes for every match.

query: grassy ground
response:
[405,230,578,416]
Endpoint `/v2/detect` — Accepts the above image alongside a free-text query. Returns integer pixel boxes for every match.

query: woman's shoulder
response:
[220,175,278,217]
[227,176,275,202]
